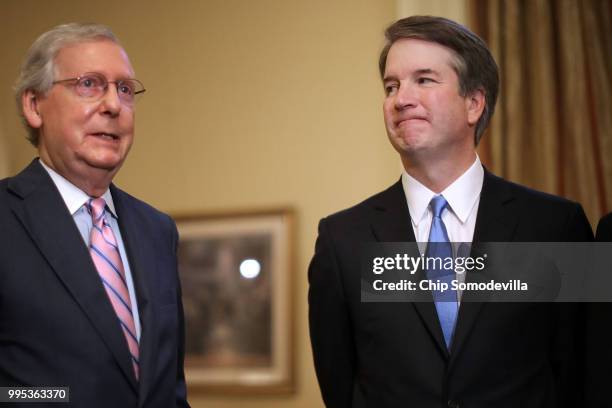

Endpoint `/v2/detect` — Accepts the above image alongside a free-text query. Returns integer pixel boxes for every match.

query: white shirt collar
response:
[39,159,118,218]
[402,156,484,227]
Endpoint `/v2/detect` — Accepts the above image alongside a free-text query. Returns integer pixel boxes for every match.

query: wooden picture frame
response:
[174,209,294,394]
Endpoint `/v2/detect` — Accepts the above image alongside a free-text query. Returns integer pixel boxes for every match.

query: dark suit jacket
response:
[595,213,612,241]
[0,160,190,408]
[585,213,612,407]
[309,170,593,408]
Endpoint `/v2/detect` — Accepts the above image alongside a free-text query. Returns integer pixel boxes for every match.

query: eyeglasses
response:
[52,72,146,105]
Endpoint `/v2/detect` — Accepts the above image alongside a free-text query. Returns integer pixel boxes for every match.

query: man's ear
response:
[466,88,486,126]
[22,90,42,129]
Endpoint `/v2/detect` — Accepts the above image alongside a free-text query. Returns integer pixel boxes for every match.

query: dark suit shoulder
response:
[110,185,174,225]
[322,181,402,226]
[486,172,580,209]
[480,172,593,241]
[482,172,591,225]
[0,177,14,214]
[0,176,10,198]
[596,213,612,241]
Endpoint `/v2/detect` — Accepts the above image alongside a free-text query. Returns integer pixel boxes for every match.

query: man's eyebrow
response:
[383,68,442,83]
[413,68,439,76]
[382,75,398,83]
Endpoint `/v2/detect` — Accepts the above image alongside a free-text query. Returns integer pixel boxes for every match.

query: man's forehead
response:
[54,39,134,77]
[384,38,457,76]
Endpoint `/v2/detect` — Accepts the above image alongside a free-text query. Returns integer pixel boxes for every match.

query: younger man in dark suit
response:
[308,16,592,407]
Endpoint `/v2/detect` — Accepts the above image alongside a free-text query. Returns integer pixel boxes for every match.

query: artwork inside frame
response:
[174,209,294,394]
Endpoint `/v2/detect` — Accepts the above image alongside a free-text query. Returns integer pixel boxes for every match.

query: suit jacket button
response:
[447,400,459,408]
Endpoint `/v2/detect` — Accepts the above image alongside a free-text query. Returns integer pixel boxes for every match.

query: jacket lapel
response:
[7,160,138,390]
[449,170,519,365]
[369,180,450,357]
[110,186,159,406]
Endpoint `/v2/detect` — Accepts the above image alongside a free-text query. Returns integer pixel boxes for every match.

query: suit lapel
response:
[7,161,138,390]
[370,180,450,357]
[449,170,519,365]
[111,186,158,405]
[470,170,519,244]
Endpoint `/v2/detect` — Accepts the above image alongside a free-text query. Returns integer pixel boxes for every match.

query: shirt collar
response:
[39,159,118,218]
[401,156,484,227]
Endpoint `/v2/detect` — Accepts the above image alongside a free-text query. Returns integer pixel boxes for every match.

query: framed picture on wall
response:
[174,209,294,394]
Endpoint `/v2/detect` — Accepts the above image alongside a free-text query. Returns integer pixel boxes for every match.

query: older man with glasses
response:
[0,23,190,407]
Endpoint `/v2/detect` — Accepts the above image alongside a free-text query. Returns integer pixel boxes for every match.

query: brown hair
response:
[379,16,499,145]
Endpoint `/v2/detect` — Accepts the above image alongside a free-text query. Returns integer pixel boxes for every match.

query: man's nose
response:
[394,83,418,111]
[99,84,122,117]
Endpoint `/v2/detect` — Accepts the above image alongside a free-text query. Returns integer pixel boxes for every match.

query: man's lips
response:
[89,132,120,140]
[395,117,428,127]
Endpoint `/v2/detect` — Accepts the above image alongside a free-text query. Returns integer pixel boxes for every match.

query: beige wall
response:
[398,0,467,24]
[0,118,9,179]
[0,0,465,406]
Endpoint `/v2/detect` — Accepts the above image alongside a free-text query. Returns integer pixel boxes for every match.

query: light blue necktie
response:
[425,195,458,349]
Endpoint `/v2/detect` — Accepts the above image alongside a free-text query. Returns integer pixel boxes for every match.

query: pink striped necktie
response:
[87,197,140,380]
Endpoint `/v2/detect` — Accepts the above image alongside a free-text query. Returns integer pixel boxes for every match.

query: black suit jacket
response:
[309,170,593,408]
[0,160,190,408]
[595,213,612,241]
[584,213,612,407]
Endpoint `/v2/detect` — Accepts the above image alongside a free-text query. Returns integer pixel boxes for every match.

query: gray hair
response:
[15,23,119,146]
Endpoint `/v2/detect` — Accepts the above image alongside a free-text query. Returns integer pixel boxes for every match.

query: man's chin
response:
[389,135,428,155]
[81,156,125,173]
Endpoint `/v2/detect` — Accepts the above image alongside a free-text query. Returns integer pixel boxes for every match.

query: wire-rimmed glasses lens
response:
[54,72,146,105]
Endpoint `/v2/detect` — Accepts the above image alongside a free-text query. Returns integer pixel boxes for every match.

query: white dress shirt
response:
[39,159,141,340]
[402,156,484,301]
[402,156,484,245]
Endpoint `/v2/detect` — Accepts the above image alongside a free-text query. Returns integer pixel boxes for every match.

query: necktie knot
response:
[87,197,106,224]
[430,195,448,219]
